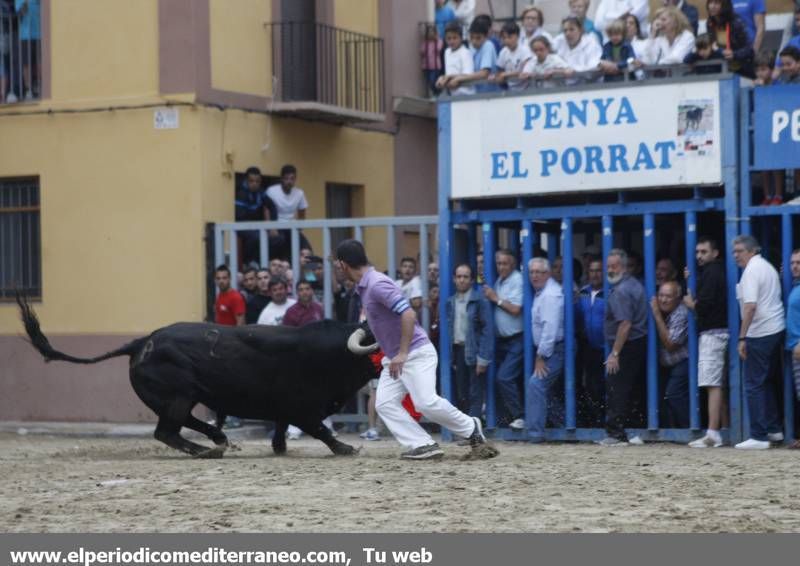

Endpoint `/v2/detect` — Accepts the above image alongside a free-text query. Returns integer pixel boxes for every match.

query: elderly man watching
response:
[733,235,785,449]
[597,249,648,446]
[446,264,494,418]
[526,258,565,442]
[482,249,525,430]
[650,280,690,428]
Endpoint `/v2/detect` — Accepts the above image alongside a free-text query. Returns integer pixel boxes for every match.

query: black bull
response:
[17,294,380,458]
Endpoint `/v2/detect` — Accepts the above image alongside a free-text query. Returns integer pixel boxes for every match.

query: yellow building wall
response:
[334,0,379,36]
[50,0,159,102]
[209,0,274,96]
[195,107,395,270]
[0,107,206,335]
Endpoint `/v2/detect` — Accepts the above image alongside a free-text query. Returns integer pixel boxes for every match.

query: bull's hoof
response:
[460,442,500,461]
[194,445,226,459]
[332,443,361,456]
[226,441,242,452]
[272,444,287,456]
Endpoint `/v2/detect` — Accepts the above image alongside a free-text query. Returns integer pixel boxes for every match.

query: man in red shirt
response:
[214,265,246,326]
[282,280,324,328]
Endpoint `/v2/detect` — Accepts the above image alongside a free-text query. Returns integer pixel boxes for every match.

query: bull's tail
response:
[17,292,146,364]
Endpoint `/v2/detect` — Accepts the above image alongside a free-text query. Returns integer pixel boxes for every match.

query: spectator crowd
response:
[1,0,41,104]
[212,224,800,450]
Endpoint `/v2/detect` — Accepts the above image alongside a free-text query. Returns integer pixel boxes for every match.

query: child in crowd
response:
[683,34,724,74]
[520,36,571,88]
[598,19,635,82]
[753,51,784,205]
[775,45,800,84]
[420,24,444,96]
[436,21,476,95]
[753,50,774,85]
[495,21,533,91]
[519,6,553,45]
[445,16,499,93]
[552,16,603,78]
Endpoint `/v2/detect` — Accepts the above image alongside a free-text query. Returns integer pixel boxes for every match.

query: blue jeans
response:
[526,343,565,440]
[495,334,525,421]
[744,332,783,441]
[660,359,689,428]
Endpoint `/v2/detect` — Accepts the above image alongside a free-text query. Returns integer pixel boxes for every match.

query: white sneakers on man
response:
[735,438,770,450]
[508,418,526,430]
[689,432,723,448]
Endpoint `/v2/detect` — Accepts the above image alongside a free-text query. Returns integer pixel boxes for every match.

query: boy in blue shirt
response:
[447,16,499,93]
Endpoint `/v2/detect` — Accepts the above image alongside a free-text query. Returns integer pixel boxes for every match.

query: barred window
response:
[0,177,41,300]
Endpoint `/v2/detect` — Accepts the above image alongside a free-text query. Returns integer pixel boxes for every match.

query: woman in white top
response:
[519,6,553,46]
[551,16,603,75]
[636,6,695,66]
[519,36,571,88]
[624,14,649,61]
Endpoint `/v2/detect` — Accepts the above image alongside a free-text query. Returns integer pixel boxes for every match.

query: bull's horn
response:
[347,328,379,355]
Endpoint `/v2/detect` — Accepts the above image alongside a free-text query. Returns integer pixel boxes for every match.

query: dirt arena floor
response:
[2,431,799,533]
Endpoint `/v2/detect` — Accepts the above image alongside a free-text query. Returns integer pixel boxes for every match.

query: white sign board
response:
[450,81,722,199]
[153,107,180,130]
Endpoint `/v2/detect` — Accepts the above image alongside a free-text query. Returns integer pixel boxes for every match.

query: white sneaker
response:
[735,438,770,450]
[286,424,302,440]
[689,434,723,448]
[508,418,526,430]
[628,435,645,445]
[6,92,18,103]
[768,432,784,442]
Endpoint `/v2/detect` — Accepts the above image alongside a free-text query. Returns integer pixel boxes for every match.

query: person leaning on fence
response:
[482,249,526,430]
[775,45,800,84]
[447,264,494,418]
[494,21,533,92]
[526,258,566,443]
[650,281,690,429]
[683,237,729,448]
[597,249,648,447]
[576,257,607,428]
[436,21,476,95]
[635,7,695,68]
[772,7,800,81]
[624,14,649,59]
[444,16,498,93]
[598,19,635,82]
[519,36,571,89]
[235,166,280,267]
[683,34,725,74]
[551,16,603,79]
[265,164,312,260]
[752,51,784,204]
[420,23,444,96]
[705,0,755,78]
[733,234,785,450]
[785,249,800,449]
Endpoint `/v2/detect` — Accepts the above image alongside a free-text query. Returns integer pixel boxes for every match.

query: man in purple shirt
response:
[336,239,496,460]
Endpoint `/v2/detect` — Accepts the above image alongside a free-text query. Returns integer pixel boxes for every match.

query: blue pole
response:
[685,211,700,431]
[437,101,454,441]
[483,222,497,429]
[644,213,658,431]
[782,213,795,443]
[563,218,576,430]
[725,77,744,443]
[522,220,534,436]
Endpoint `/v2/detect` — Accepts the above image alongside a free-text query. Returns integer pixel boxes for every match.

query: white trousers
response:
[376,343,474,449]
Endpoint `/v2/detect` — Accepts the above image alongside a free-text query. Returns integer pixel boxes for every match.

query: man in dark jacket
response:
[576,257,606,427]
[235,166,281,264]
[446,264,494,418]
[684,237,728,448]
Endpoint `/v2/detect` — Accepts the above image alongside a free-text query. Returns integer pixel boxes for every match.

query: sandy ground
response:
[1,431,799,533]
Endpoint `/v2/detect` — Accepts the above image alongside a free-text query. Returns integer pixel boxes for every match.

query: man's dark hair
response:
[400,256,417,267]
[697,236,720,252]
[454,263,473,277]
[780,45,800,62]
[444,21,462,36]
[336,239,369,268]
[501,21,520,36]
[268,277,287,290]
[245,166,261,177]
[296,280,313,292]
[468,16,491,36]
[280,164,297,177]
[243,267,257,277]
[215,264,230,275]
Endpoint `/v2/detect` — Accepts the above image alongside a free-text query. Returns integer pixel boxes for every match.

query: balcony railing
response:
[1,5,41,104]
[268,22,385,120]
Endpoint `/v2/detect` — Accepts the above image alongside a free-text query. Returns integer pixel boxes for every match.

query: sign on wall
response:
[449,81,722,198]
[753,85,800,171]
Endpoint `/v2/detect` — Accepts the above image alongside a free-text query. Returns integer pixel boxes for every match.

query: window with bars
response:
[0,177,41,300]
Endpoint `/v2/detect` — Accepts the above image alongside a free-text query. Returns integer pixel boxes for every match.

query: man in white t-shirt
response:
[733,234,785,450]
[265,164,308,220]
[395,256,423,313]
[257,278,297,326]
[436,21,476,95]
[495,21,533,91]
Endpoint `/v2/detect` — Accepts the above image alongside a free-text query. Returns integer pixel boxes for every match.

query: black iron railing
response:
[268,22,385,115]
[1,4,42,104]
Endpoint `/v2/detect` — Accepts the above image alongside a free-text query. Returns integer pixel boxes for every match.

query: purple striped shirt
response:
[356,267,430,358]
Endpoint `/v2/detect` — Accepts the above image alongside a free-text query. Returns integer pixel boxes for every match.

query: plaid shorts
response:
[698,329,729,387]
